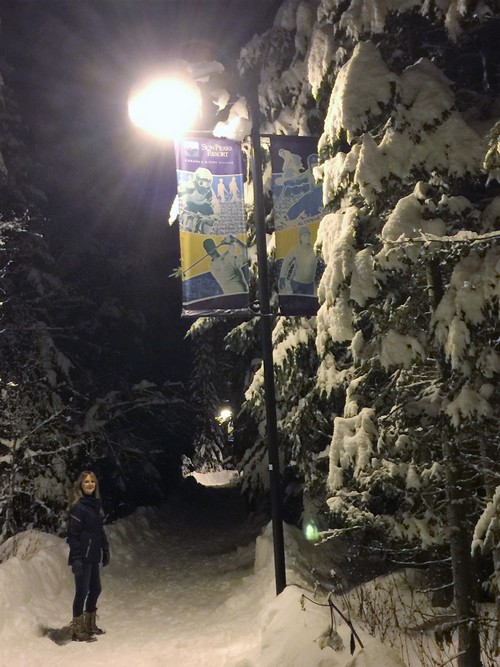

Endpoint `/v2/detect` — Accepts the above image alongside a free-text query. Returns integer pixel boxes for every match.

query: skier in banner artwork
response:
[229,176,241,201]
[67,471,110,642]
[179,167,221,234]
[217,177,228,202]
[278,226,318,295]
[203,235,248,294]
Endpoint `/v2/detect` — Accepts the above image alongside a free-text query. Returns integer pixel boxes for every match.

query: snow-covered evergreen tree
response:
[0,49,193,537]
[0,62,80,539]
[227,2,499,663]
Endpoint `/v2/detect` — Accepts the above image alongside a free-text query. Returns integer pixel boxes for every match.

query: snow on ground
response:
[0,476,408,667]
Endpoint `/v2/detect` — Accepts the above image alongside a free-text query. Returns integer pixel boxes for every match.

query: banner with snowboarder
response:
[174,136,250,317]
[270,136,323,317]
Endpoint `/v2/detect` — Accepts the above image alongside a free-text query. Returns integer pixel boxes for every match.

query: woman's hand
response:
[71,560,83,577]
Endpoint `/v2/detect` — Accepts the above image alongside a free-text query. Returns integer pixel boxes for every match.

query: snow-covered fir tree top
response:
[318,0,498,39]
[233,0,499,566]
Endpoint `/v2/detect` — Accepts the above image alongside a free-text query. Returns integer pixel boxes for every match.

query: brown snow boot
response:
[71,615,94,642]
[84,610,105,635]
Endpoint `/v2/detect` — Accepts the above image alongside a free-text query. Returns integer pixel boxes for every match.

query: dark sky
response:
[0,0,282,382]
[1,0,282,235]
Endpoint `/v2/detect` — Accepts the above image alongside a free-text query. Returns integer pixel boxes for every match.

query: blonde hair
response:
[68,470,101,509]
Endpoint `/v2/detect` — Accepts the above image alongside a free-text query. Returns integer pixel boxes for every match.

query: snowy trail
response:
[98,483,267,666]
[1,481,271,667]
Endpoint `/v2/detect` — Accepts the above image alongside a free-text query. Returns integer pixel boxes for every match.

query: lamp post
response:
[245,76,286,595]
[128,68,287,595]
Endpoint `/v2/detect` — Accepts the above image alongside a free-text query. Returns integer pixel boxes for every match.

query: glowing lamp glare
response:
[128,77,201,140]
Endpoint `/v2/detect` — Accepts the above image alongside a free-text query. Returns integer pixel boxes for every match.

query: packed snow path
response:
[2,479,270,667]
[98,480,267,666]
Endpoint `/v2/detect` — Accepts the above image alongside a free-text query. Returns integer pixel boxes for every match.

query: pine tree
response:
[0,62,81,538]
[0,50,193,537]
[228,2,499,663]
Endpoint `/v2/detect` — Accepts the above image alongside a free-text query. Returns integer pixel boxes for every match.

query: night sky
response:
[0,0,282,382]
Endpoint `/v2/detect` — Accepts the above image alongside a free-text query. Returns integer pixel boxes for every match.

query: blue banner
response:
[270,137,324,317]
[174,137,250,317]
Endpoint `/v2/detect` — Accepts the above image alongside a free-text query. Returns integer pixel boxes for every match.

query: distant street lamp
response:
[216,406,234,443]
[216,407,233,423]
[128,68,287,595]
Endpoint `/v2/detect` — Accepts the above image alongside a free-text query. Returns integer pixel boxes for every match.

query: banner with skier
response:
[174,136,250,317]
[270,136,324,317]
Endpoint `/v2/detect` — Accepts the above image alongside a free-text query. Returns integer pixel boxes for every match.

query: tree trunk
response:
[427,260,482,667]
[443,435,482,667]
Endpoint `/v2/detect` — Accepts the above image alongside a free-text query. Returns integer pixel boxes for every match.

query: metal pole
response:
[247,76,287,595]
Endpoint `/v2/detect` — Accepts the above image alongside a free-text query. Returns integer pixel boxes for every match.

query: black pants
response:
[72,563,102,617]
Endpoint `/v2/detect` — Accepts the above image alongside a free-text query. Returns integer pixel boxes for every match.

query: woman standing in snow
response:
[67,470,110,641]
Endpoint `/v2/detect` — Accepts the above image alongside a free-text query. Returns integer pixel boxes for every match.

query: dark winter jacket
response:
[67,495,109,565]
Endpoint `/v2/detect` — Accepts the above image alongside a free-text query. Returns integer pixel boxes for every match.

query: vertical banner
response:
[270,137,323,317]
[174,136,250,317]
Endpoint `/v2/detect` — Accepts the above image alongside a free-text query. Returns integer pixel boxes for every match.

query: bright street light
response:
[128,76,202,140]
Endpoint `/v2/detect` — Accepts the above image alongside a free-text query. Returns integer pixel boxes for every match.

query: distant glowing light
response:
[304,520,319,542]
[128,77,202,140]
[217,408,233,423]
